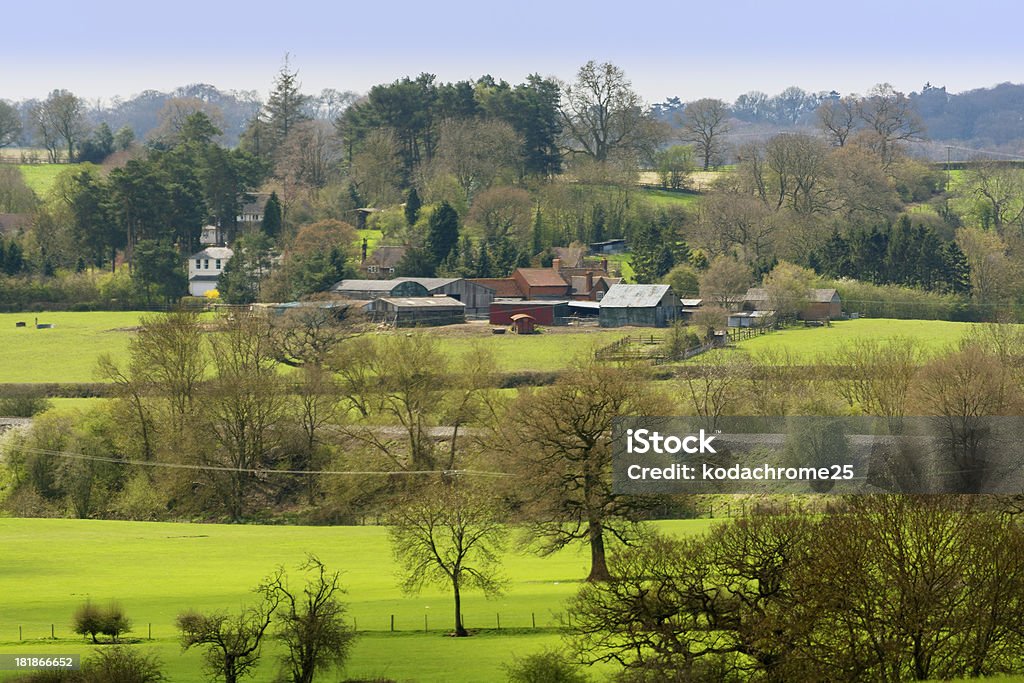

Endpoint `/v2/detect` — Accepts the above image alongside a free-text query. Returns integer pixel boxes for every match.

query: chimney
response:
[361,238,368,264]
[586,270,594,293]
[601,257,608,273]
[552,257,562,272]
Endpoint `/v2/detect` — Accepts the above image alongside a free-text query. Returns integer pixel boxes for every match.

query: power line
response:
[9,446,515,478]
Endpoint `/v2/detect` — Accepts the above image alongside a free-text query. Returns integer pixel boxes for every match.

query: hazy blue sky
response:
[3,0,1021,104]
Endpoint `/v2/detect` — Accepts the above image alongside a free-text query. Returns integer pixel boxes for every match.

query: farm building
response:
[680,298,703,321]
[728,310,774,328]
[599,284,682,328]
[805,289,842,321]
[569,272,621,301]
[362,296,465,326]
[589,238,627,254]
[742,287,841,321]
[330,279,428,299]
[394,277,496,316]
[187,246,233,297]
[490,300,570,326]
[511,268,572,299]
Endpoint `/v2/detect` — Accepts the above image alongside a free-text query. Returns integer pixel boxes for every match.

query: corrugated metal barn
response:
[489,300,570,325]
[599,284,682,328]
[330,279,429,299]
[363,296,466,326]
[394,277,496,316]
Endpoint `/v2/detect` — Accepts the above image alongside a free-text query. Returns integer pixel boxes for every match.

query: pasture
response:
[728,317,977,360]
[0,518,714,682]
[16,164,75,196]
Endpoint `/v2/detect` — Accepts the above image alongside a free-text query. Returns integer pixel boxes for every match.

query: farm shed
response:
[363,296,466,327]
[805,289,842,321]
[728,310,774,328]
[394,277,496,316]
[509,314,536,334]
[489,300,570,326]
[599,284,682,328]
[330,279,428,299]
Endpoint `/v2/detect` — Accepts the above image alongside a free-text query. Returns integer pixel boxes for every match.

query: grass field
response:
[435,327,630,372]
[0,312,144,383]
[637,187,700,209]
[17,164,77,197]
[729,317,978,360]
[0,518,715,682]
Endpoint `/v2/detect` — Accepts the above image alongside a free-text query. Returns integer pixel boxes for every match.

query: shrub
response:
[100,602,132,642]
[80,646,165,683]
[73,601,131,643]
[504,650,590,683]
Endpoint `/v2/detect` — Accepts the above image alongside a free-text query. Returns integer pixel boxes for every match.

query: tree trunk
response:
[587,520,611,582]
[453,579,467,636]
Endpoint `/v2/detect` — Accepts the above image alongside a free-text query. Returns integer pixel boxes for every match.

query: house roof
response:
[469,278,523,298]
[809,288,839,303]
[515,268,570,288]
[744,288,769,302]
[189,247,234,260]
[239,193,271,215]
[189,274,221,282]
[364,246,407,268]
[552,246,586,268]
[681,298,703,307]
[569,274,620,295]
[600,284,677,308]
[374,296,465,309]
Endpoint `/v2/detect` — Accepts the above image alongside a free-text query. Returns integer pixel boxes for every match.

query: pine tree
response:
[404,188,422,227]
[426,201,460,268]
[531,205,544,256]
[262,192,283,239]
[265,54,311,147]
[476,242,492,278]
[942,241,972,295]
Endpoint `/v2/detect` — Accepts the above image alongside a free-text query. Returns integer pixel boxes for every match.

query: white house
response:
[188,247,233,297]
[199,225,221,246]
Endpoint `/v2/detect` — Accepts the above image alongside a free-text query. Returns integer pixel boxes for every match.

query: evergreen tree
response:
[885,216,914,285]
[4,239,23,275]
[914,225,946,290]
[476,242,493,278]
[404,187,422,227]
[134,240,187,304]
[262,192,283,239]
[531,205,544,256]
[265,54,311,146]
[942,241,972,295]
[394,246,436,278]
[426,201,460,268]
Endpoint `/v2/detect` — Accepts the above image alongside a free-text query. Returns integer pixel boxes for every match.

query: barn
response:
[363,296,466,326]
[489,300,570,326]
[330,279,429,299]
[804,289,842,321]
[394,277,496,317]
[599,284,682,328]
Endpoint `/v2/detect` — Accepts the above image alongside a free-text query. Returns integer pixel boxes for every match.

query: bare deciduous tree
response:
[679,98,731,171]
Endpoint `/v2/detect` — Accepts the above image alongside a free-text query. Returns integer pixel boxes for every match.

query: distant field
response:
[729,318,978,360]
[17,163,77,196]
[638,187,700,209]
[433,326,630,372]
[0,312,144,383]
[356,228,384,253]
[0,518,714,682]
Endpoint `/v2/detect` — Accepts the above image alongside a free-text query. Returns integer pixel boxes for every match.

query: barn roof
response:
[375,296,465,308]
[332,279,409,292]
[600,284,676,308]
[394,277,465,291]
[809,288,839,303]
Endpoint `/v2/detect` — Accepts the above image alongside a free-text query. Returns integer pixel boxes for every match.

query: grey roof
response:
[332,279,411,292]
[375,296,465,308]
[569,301,601,310]
[189,247,234,260]
[393,277,462,291]
[809,288,839,303]
[600,284,678,308]
[744,288,769,301]
[681,298,703,307]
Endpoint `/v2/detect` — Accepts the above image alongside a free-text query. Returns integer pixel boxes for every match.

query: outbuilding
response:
[509,314,536,334]
[489,300,570,326]
[362,296,466,327]
[598,284,682,328]
[394,277,496,317]
[330,279,429,300]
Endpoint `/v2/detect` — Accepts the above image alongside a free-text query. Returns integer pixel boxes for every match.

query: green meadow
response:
[0,518,715,682]
[729,317,978,360]
[17,164,76,197]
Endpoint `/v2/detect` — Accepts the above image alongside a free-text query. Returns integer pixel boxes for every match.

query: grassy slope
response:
[0,312,146,383]
[17,164,75,196]
[730,318,977,360]
[0,518,714,682]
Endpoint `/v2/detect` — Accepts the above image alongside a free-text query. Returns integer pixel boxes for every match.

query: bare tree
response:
[259,555,355,683]
[434,118,522,204]
[559,60,660,163]
[389,480,506,637]
[34,89,86,162]
[829,337,921,431]
[855,83,925,168]
[679,98,731,171]
[496,360,665,581]
[0,100,22,148]
[177,598,279,683]
[698,255,752,308]
[958,159,1024,234]
[817,96,858,147]
[277,119,340,190]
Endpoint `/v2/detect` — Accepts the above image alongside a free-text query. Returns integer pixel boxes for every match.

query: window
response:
[368,265,378,273]
[195,259,201,269]
[204,259,209,269]
[215,259,221,269]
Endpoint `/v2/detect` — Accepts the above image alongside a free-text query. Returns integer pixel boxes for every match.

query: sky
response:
[3,1,1022,105]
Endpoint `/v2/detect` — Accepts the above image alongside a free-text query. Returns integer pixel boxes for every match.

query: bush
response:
[80,647,165,683]
[504,650,590,683]
[100,602,132,642]
[0,394,52,417]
